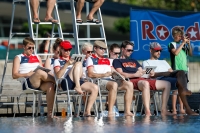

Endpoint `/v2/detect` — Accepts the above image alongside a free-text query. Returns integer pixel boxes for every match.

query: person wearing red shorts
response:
[112,40,172,116]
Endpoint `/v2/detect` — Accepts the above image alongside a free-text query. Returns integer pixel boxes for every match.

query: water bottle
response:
[62,108,66,118]
[40,105,44,117]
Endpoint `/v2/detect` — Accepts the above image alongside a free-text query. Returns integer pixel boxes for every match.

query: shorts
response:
[61,75,84,91]
[93,78,115,90]
[129,78,156,91]
[157,77,177,90]
[22,78,40,90]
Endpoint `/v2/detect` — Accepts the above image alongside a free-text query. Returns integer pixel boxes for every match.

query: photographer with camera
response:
[168,27,193,114]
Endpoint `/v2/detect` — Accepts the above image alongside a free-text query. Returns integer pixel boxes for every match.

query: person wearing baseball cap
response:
[54,39,98,117]
[142,42,197,115]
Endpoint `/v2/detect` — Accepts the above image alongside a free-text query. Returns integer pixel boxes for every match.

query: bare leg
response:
[87,0,104,20]
[137,80,151,116]
[40,82,55,117]
[68,62,84,94]
[118,81,134,116]
[76,0,85,19]
[178,96,185,114]
[30,0,40,22]
[29,69,55,88]
[106,81,118,117]
[45,0,58,23]
[81,82,98,115]
[172,90,178,114]
[155,80,172,116]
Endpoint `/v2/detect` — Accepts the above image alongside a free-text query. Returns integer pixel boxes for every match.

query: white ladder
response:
[58,0,108,55]
[0,0,63,93]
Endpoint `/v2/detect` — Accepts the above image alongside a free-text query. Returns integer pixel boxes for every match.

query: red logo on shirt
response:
[122,62,136,68]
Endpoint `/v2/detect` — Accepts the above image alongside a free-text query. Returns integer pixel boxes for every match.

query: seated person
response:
[12,37,55,117]
[30,0,58,23]
[142,42,198,115]
[53,40,98,116]
[44,38,61,75]
[81,42,93,67]
[76,0,104,23]
[113,40,172,116]
[86,41,134,116]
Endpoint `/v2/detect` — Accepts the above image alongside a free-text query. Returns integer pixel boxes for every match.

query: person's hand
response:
[67,59,74,65]
[104,72,112,77]
[135,68,145,77]
[183,35,189,44]
[27,71,34,77]
[149,70,155,77]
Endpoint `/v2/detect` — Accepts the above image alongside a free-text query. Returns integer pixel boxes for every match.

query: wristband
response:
[44,50,48,53]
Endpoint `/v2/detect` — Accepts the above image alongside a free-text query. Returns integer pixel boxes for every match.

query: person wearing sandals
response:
[30,0,58,24]
[12,37,56,118]
[53,40,98,117]
[75,0,104,23]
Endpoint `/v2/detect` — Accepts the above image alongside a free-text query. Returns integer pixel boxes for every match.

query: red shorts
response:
[129,78,157,91]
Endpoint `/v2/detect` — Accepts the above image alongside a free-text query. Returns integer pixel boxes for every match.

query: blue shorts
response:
[61,75,84,91]
[157,77,177,90]
[22,78,40,90]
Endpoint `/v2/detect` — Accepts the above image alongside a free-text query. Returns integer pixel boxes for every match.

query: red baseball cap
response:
[60,41,72,49]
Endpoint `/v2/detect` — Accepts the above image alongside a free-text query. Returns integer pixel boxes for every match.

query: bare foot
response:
[145,111,152,116]
[181,90,192,96]
[74,86,83,94]
[172,111,177,115]
[180,110,186,114]
[125,112,134,116]
[108,112,115,117]
[186,109,199,115]
[161,110,173,116]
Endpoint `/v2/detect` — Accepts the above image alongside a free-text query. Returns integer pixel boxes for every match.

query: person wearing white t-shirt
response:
[142,42,198,115]
[12,37,55,118]
[53,40,98,116]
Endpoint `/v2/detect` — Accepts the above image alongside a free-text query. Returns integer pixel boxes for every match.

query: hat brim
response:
[153,47,162,50]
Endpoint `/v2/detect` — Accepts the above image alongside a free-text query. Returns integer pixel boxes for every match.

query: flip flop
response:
[45,18,59,24]
[33,18,40,24]
[76,19,83,24]
[87,18,100,24]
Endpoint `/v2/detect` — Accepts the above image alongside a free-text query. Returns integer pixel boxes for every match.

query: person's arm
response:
[187,40,193,56]
[12,56,33,79]
[87,66,111,78]
[170,37,189,56]
[44,58,51,69]
[54,59,74,79]
[37,56,43,66]
[115,67,144,78]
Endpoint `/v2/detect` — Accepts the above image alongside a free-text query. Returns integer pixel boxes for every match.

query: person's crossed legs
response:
[28,69,55,117]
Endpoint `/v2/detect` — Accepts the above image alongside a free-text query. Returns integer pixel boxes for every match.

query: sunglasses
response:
[87,51,93,54]
[28,47,34,50]
[125,49,133,52]
[98,47,106,51]
[155,50,162,52]
[113,52,121,55]
[63,49,72,52]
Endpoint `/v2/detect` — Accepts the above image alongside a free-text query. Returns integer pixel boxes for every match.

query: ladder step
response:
[32,38,58,41]
[32,22,61,25]
[76,23,102,26]
[12,33,30,36]
[78,38,106,41]
[63,33,74,36]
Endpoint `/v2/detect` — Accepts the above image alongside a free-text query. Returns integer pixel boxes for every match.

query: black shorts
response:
[61,75,84,91]
[22,78,40,90]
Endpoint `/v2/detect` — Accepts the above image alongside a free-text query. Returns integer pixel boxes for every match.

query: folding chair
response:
[52,78,85,117]
[17,77,43,117]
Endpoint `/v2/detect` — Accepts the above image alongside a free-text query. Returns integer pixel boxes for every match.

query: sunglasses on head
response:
[87,51,93,54]
[28,47,34,50]
[63,48,72,52]
[98,47,106,51]
[125,49,133,52]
